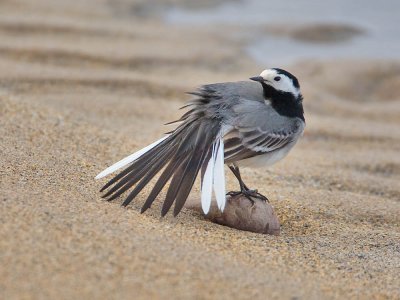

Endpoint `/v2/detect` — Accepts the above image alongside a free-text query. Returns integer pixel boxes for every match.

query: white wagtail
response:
[96,68,305,216]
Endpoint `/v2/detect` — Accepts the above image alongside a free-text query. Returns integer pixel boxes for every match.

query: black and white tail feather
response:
[96,88,226,217]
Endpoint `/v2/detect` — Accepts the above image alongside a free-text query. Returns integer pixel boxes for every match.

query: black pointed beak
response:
[250,76,264,82]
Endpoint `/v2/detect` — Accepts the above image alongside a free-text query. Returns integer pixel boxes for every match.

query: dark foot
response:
[226,189,269,203]
[227,165,269,203]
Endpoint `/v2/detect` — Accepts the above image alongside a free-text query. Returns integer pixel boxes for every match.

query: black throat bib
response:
[261,82,305,122]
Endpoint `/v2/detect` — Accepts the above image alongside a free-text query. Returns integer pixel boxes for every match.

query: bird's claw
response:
[226,189,269,203]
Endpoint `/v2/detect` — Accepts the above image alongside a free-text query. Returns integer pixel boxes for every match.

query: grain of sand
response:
[1,0,399,299]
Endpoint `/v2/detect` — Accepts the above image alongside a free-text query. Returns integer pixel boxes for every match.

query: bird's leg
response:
[227,165,268,202]
[228,165,249,190]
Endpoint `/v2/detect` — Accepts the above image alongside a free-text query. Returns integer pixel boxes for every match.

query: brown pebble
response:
[185,195,280,235]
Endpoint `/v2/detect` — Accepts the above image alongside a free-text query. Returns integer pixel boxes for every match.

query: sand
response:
[1,0,399,299]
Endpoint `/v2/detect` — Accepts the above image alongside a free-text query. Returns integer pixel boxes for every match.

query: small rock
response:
[185,195,280,235]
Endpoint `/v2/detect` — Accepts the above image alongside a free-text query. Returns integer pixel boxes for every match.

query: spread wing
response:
[223,99,304,163]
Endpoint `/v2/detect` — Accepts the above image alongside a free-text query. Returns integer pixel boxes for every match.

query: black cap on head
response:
[272,68,300,89]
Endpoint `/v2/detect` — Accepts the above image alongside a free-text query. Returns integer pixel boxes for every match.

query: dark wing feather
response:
[120,143,179,207]
[140,157,183,213]
[224,128,298,163]
[99,137,172,192]
[99,95,220,216]
[172,123,215,216]
[161,157,189,216]
[102,143,174,200]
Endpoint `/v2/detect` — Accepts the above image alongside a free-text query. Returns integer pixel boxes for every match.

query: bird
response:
[96,68,305,217]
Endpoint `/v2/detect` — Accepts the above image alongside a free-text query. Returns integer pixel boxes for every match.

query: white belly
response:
[234,142,296,169]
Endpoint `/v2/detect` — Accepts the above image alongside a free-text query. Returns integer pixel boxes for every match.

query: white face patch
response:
[259,69,300,97]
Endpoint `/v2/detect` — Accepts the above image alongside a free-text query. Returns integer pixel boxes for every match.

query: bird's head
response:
[250,68,301,98]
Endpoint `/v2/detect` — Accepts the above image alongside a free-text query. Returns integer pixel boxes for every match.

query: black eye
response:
[274,76,281,81]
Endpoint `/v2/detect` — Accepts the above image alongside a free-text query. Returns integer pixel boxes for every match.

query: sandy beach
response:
[1,0,399,299]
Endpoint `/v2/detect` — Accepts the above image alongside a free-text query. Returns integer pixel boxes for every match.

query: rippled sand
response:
[1,0,399,299]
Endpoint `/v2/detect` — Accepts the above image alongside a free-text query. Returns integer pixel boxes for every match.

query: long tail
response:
[96,119,225,216]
